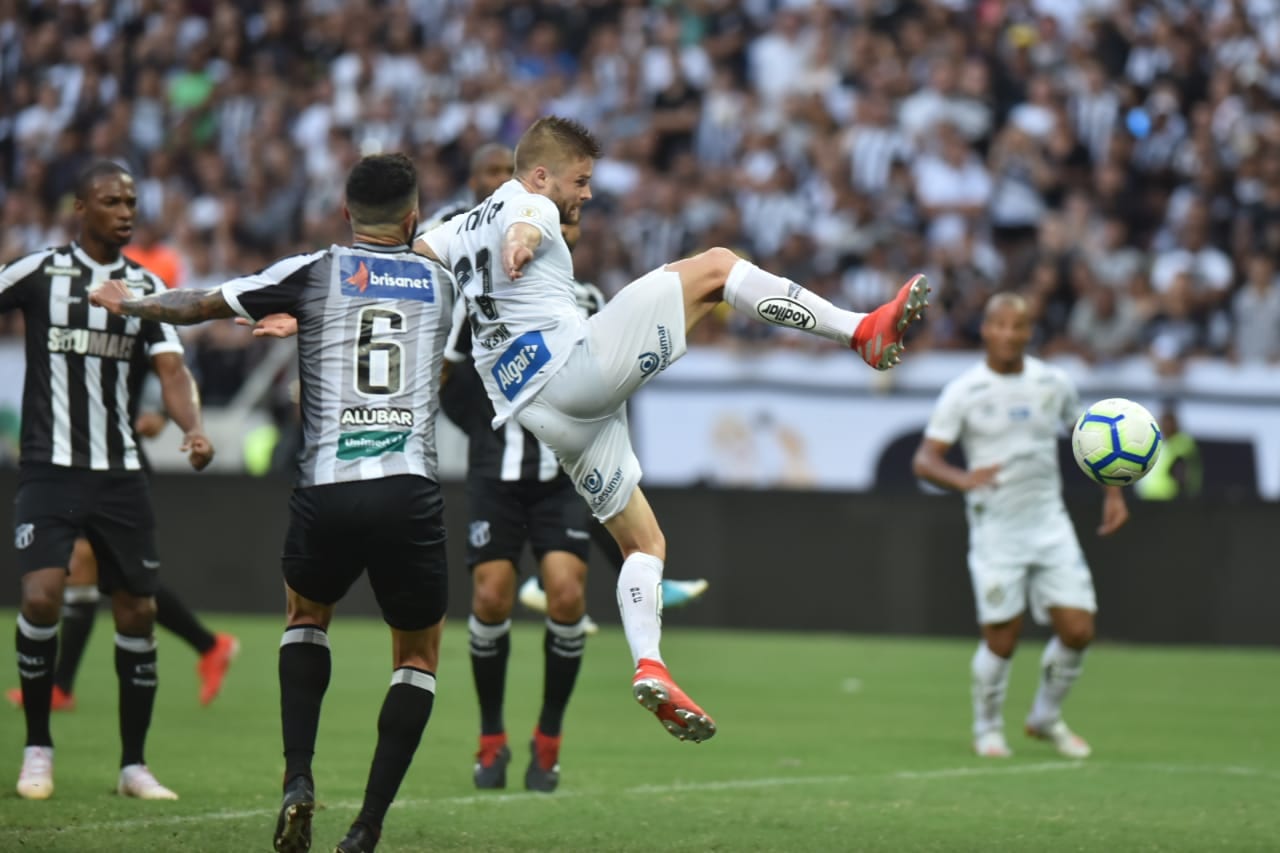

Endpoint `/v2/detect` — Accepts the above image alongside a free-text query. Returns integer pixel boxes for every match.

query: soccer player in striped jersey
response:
[1,161,213,801]
[912,293,1129,759]
[92,153,451,853]
[415,116,929,744]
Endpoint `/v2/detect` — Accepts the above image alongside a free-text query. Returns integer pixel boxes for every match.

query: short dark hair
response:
[514,116,602,174]
[344,153,418,225]
[75,160,131,200]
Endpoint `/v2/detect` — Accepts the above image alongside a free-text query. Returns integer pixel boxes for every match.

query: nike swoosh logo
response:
[142,560,161,570]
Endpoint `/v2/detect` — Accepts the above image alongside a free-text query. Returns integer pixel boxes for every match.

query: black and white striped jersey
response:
[0,243,183,471]
[221,242,453,488]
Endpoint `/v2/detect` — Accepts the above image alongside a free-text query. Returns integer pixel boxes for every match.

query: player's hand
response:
[89,279,131,315]
[1097,488,1129,536]
[181,430,215,471]
[503,243,534,280]
[962,464,1000,491]
[134,411,168,438]
[235,313,298,338]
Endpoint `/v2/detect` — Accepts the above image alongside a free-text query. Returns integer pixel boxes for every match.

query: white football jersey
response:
[420,180,584,426]
[924,356,1081,525]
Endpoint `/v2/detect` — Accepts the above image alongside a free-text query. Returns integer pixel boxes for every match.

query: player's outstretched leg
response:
[679,249,929,370]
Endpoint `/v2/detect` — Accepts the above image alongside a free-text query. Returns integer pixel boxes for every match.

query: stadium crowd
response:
[3,0,1280,391]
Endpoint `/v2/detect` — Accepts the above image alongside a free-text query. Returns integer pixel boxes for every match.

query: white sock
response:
[971,642,1012,737]
[724,260,866,345]
[616,552,664,666]
[1029,637,1085,726]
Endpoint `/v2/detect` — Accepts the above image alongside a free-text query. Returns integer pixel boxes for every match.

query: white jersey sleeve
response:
[419,220,459,271]
[499,193,561,245]
[924,378,967,445]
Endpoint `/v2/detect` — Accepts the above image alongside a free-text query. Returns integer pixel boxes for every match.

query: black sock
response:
[155,585,216,655]
[115,632,157,767]
[279,625,332,786]
[53,588,99,694]
[16,616,58,747]
[356,668,436,834]
[468,616,510,736]
[538,618,587,737]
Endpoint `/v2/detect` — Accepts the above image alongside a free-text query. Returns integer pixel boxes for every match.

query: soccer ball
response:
[1072,398,1163,486]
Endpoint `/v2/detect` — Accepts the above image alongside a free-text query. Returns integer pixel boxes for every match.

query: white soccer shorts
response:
[516,266,687,521]
[967,518,1097,626]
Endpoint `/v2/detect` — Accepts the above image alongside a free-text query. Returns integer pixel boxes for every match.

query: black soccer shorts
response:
[282,474,448,631]
[13,463,161,597]
[464,474,592,569]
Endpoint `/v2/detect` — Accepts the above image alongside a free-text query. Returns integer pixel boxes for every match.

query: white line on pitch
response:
[4,760,1272,837]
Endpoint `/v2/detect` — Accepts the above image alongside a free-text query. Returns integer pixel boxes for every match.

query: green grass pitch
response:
[1,614,1277,852]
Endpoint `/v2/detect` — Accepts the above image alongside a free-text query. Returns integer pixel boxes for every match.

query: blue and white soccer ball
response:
[1072,398,1163,486]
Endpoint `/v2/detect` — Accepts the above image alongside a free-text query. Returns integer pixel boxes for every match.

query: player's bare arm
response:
[502,221,542,280]
[90,279,238,324]
[1097,486,1129,536]
[151,351,215,471]
[912,438,1000,492]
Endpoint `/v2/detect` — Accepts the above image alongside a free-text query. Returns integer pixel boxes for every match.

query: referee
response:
[1,161,214,801]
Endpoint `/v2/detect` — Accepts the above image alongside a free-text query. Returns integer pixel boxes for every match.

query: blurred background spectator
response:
[2,0,1279,406]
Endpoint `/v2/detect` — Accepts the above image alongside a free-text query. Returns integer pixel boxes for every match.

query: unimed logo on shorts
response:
[339,256,435,302]
[337,430,410,460]
[492,331,551,401]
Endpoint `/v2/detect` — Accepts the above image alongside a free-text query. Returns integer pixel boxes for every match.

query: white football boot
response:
[973,730,1013,758]
[16,746,54,799]
[118,764,179,800]
[1025,719,1092,759]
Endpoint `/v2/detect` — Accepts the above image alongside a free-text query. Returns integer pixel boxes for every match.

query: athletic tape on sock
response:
[17,615,59,642]
[114,632,157,654]
[64,585,101,605]
[390,667,437,693]
[546,617,588,639]
[280,625,329,648]
[468,615,512,641]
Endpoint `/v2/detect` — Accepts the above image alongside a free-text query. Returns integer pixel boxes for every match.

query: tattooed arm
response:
[90,280,237,324]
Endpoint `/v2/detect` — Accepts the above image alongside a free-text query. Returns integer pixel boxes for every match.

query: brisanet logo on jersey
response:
[339,256,435,302]
[492,331,551,401]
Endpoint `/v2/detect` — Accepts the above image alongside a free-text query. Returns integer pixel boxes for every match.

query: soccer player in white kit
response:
[912,293,1129,759]
[417,117,931,742]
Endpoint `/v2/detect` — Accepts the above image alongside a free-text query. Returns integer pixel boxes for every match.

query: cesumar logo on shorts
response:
[582,467,624,508]
[469,520,491,548]
[339,256,435,302]
[492,331,551,401]
[637,324,675,377]
[756,297,816,330]
[14,523,34,550]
